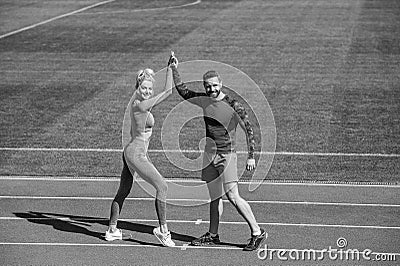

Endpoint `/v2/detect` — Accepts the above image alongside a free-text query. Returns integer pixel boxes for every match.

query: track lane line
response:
[0,242,240,250]
[0,0,115,39]
[0,196,399,207]
[1,175,399,187]
[1,147,399,157]
[79,0,201,15]
[0,0,201,39]
[1,242,398,260]
[1,242,398,257]
[0,217,399,230]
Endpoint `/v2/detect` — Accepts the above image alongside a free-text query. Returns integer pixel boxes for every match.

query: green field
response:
[0,0,399,183]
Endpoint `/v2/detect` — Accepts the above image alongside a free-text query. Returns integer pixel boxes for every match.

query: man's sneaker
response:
[153,227,175,247]
[191,232,221,246]
[105,228,123,241]
[243,228,267,251]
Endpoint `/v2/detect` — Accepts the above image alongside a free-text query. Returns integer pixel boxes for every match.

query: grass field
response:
[1,1,400,265]
[1,0,399,183]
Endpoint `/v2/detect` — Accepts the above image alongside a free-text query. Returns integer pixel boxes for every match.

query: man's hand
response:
[167,51,178,67]
[246,158,256,171]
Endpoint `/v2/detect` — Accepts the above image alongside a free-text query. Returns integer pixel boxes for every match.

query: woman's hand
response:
[168,51,178,67]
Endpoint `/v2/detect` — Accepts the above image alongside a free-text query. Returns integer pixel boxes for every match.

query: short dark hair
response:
[203,70,221,82]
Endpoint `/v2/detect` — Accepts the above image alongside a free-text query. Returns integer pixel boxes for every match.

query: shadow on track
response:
[13,211,245,248]
[13,211,193,246]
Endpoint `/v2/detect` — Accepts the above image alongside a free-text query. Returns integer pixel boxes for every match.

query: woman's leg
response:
[124,146,169,232]
[123,142,174,246]
[135,163,168,232]
[130,155,175,246]
[109,155,134,230]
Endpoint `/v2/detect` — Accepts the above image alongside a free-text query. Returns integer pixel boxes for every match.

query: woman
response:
[105,57,175,247]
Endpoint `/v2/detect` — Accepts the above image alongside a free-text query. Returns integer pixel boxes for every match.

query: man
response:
[168,54,266,251]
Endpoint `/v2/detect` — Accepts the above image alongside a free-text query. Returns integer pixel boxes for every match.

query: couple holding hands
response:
[105,52,266,251]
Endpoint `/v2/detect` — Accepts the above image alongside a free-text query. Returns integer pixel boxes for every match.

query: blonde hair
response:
[135,68,155,89]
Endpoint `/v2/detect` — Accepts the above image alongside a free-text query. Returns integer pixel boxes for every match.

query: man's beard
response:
[206,89,220,97]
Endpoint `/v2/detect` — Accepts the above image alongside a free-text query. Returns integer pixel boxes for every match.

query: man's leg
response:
[206,178,223,235]
[191,153,223,246]
[217,153,261,235]
[224,181,267,251]
[223,181,261,235]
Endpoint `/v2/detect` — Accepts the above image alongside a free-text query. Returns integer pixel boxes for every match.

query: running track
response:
[1,0,399,264]
[1,176,399,265]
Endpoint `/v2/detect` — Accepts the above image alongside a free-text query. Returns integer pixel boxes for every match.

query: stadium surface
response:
[1,0,399,265]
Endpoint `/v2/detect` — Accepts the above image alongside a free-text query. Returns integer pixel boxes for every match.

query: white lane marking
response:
[0,70,122,74]
[0,196,399,207]
[80,0,202,15]
[0,242,399,257]
[0,242,241,249]
[0,217,399,230]
[1,242,399,257]
[1,146,399,157]
[0,175,399,187]
[0,0,115,39]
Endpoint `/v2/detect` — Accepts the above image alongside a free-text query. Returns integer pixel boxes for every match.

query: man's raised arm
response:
[170,65,202,100]
[168,52,204,101]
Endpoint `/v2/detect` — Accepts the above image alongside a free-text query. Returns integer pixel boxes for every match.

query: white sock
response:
[109,224,117,232]
[252,229,262,236]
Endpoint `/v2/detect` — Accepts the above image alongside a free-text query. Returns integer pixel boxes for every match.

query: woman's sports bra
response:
[130,100,155,142]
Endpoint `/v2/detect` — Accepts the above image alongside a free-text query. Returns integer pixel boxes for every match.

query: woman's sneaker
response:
[153,227,175,247]
[105,228,123,241]
[191,232,221,246]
